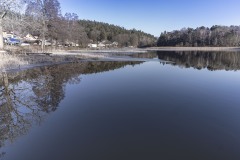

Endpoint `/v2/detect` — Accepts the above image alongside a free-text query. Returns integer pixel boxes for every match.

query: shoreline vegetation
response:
[0,52,27,72]
[0,47,148,73]
[157,26,240,47]
[1,46,240,73]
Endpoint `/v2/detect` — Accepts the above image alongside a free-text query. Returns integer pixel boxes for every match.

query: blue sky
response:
[58,0,240,36]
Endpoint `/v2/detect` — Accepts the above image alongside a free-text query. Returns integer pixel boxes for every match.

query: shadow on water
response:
[156,51,240,71]
[0,61,141,159]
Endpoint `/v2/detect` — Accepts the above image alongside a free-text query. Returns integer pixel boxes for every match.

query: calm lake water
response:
[1,51,240,160]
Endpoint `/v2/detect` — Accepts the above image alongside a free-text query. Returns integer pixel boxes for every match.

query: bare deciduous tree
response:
[0,0,25,49]
[25,0,61,52]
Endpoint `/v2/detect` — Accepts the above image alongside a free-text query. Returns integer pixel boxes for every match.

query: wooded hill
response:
[78,20,156,47]
[157,26,240,47]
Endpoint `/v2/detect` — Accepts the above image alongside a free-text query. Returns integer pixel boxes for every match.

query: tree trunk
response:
[41,33,45,53]
[0,19,4,50]
[41,19,47,53]
[3,73,13,108]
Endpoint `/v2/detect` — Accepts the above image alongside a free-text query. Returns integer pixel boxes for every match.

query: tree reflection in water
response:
[157,51,240,71]
[0,61,141,158]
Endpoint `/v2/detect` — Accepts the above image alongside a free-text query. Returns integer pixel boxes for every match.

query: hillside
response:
[78,20,157,47]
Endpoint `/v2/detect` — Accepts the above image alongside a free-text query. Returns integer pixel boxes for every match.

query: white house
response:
[98,43,106,48]
[3,31,20,39]
[112,41,118,47]
[88,43,98,48]
[25,34,37,40]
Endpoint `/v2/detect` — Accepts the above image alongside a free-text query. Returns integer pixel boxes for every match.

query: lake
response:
[1,51,240,160]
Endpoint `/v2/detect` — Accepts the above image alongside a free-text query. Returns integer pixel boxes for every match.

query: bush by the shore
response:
[0,53,27,72]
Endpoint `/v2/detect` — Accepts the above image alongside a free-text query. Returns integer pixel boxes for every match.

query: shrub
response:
[0,53,27,71]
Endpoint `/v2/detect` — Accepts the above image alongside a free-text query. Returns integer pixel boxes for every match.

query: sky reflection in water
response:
[0,52,240,160]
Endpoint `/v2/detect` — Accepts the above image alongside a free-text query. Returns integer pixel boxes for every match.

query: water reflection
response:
[157,51,240,71]
[0,61,141,158]
[1,52,240,159]
[130,52,158,59]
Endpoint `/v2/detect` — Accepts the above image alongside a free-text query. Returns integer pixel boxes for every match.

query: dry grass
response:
[0,53,27,72]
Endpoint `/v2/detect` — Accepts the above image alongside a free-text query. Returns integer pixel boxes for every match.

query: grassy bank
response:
[0,53,28,72]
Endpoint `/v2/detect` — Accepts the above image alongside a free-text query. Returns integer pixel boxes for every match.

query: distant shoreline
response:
[53,47,240,53]
[145,47,240,52]
[1,47,240,73]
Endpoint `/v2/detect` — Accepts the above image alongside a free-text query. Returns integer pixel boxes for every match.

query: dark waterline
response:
[1,52,240,160]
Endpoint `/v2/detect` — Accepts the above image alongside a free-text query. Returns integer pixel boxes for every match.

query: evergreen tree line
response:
[157,26,240,47]
[78,20,156,47]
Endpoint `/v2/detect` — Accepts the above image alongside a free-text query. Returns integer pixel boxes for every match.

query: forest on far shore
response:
[157,25,240,47]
